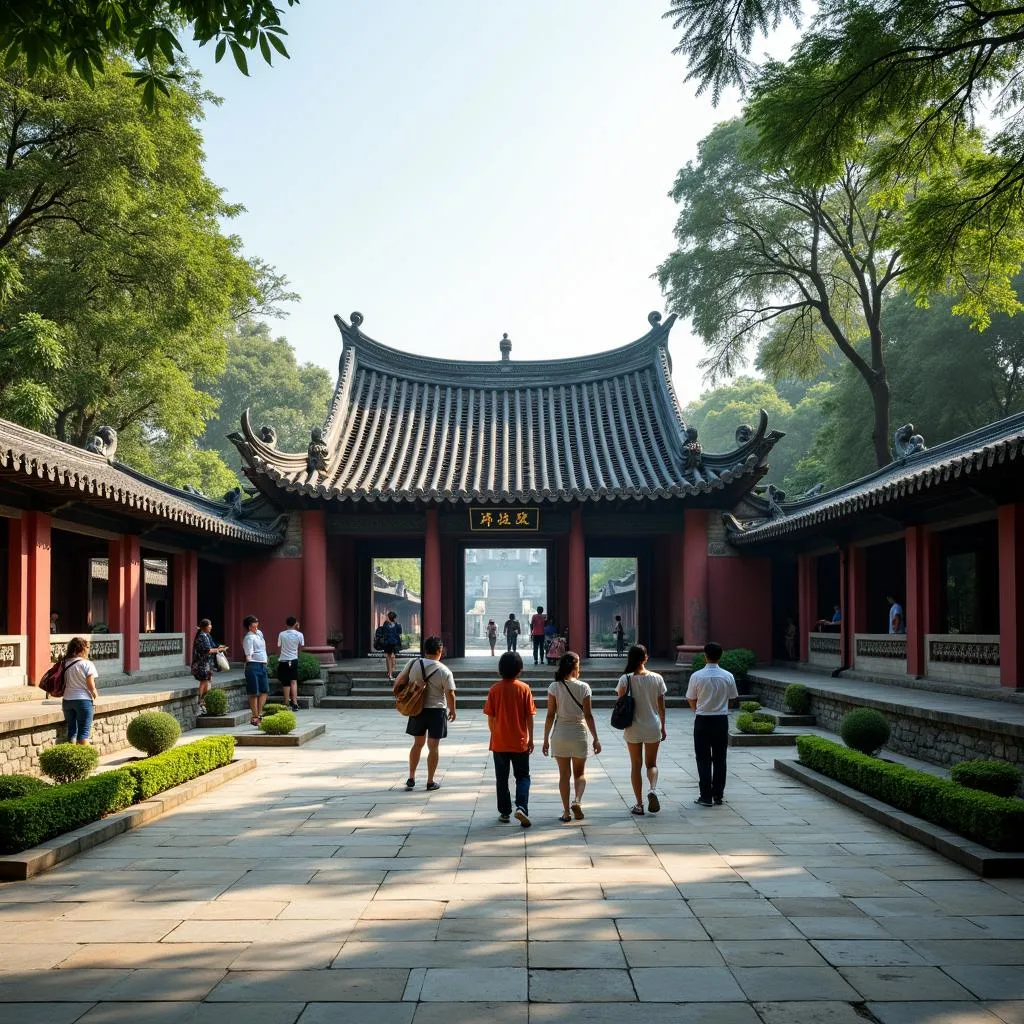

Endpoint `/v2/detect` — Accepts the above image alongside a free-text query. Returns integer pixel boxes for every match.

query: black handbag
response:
[610,674,635,730]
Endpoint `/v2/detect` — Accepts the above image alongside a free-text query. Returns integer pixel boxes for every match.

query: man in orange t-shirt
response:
[483,650,537,827]
[530,605,547,665]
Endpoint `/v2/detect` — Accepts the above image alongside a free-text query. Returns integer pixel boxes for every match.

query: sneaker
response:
[405,778,415,790]
[289,702,300,712]
[713,798,724,806]
[693,797,714,807]
[514,807,531,828]
[499,813,511,823]
[197,703,207,716]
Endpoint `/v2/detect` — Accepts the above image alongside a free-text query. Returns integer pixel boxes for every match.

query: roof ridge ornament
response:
[894,423,926,459]
[350,311,364,335]
[648,311,662,326]
[500,332,511,361]
[307,426,329,475]
[84,426,117,461]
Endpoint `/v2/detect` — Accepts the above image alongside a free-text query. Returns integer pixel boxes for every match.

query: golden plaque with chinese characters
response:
[469,507,540,532]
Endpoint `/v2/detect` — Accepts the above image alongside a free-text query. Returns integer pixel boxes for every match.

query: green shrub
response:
[951,760,1022,798]
[839,708,891,755]
[0,770,136,854]
[0,774,50,800]
[736,711,777,734]
[261,703,288,717]
[690,648,757,682]
[202,689,228,716]
[125,736,235,800]
[39,743,99,783]
[260,710,297,735]
[267,653,322,682]
[797,736,1024,852]
[740,700,762,714]
[784,683,811,715]
[127,711,181,756]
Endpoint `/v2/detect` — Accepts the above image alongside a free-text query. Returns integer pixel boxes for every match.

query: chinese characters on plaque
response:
[469,507,540,532]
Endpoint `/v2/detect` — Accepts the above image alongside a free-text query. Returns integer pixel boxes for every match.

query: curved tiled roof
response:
[725,411,1024,546]
[0,418,284,546]
[233,311,784,505]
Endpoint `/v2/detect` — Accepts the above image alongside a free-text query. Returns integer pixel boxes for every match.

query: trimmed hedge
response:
[951,760,1022,798]
[267,652,322,682]
[690,648,756,682]
[784,683,811,715]
[202,688,228,716]
[0,774,50,800]
[839,707,891,755]
[261,703,288,717]
[0,736,237,855]
[260,710,297,735]
[127,711,181,756]
[739,700,762,714]
[797,735,1024,852]
[39,743,99,783]
[736,711,776,735]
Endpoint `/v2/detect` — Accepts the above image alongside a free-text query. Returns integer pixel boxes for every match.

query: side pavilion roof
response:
[231,311,784,506]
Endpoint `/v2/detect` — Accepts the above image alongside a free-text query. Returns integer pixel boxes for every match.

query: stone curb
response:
[775,758,1024,878]
[0,757,257,881]
[234,723,327,746]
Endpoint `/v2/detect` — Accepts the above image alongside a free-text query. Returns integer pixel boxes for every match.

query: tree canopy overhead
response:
[0,0,298,106]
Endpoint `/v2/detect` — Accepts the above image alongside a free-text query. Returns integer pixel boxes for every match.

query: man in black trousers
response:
[686,641,739,806]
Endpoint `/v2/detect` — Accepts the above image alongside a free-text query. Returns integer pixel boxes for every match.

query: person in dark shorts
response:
[242,614,269,726]
[394,635,456,791]
[382,610,403,681]
[276,616,305,712]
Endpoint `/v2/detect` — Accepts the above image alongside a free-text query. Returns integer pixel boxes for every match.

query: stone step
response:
[762,710,816,727]
[319,694,692,711]
[266,694,314,709]
[195,710,251,728]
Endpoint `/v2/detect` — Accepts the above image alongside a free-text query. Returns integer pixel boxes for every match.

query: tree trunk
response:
[870,372,892,468]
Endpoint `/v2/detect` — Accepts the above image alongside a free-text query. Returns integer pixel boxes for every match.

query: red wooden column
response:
[24,512,52,684]
[905,527,939,677]
[797,554,817,662]
[682,509,710,647]
[998,503,1024,690]
[423,508,442,642]
[172,551,199,665]
[7,517,28,638]
[844,545,867,667]
[108,535,141,673]
[301,509,334,661]
[568,507,587,654]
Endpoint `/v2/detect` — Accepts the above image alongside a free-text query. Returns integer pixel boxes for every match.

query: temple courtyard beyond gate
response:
[1,702,1021,1024]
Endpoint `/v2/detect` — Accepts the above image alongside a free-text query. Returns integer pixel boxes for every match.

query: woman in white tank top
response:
[615,644,667,816]
[542,651,602,822]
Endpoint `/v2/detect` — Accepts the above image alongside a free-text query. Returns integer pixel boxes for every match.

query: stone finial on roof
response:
[500,333,512,361]
[894,423,926,459]
[85,426,117,460]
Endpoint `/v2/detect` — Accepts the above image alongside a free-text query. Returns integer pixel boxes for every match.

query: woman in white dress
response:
[542,651,602,822]
[615,644,667,816]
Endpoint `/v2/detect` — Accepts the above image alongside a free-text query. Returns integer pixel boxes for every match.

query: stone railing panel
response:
[807,632,841,669]
[853,633,907,677]
[926,634,1001,686]
[49,633,124,675]
[137,632,187,670]
[0,634,27,685]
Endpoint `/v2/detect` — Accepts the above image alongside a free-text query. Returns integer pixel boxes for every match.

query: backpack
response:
[394,658,439,717]
[610,674,635,730]
[38,657,81,698]
[373,624,386,651]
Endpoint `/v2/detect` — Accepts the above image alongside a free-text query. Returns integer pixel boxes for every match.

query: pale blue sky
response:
[188,2,766,406]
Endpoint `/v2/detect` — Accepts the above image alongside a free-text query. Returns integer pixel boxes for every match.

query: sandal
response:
[630,804,645,816]
[647,791,661,814]
[250,718,259,726]
[426,781,440,791]
[559,812,572,823]
[570,802,584,820]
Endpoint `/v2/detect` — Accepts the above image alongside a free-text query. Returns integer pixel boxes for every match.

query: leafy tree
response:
[374,558,422,596]
[589,557,638,596]
[0,58,288,477]
[200,319,333,473]
[663,0,1024,313]
[0,1,297,107]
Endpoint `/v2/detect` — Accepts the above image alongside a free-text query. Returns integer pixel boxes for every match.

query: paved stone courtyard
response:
[1,709,1022,1024]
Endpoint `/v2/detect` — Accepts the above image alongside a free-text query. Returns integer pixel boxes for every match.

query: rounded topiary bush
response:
[839,708,891,755]
[39,743,99,784]
[126,711,181,756]
[740,700,762,714]
[202,689,228,717]
[261,703,288,718]
[260,709,297,735]
[297,653,322,682]
[0,774,51,799]
[736,711,777,734]
[951,759,1022,798]
[784,683,811,715]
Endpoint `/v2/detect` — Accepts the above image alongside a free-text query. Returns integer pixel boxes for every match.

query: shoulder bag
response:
[395,658,438,717]
[610,674,635,730]
[38,657,82,698]
[559,679,585,714]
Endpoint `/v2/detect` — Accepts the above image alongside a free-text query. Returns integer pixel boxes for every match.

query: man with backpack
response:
[393,635,456,791]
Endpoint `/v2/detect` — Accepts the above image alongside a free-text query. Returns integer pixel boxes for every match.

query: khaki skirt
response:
[550,719,589,758]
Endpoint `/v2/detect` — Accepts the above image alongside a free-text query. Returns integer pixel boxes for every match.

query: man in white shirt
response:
[277,616,305,712]
[887,595,905,634]
[242,615,269,725]
[685,641,739,807]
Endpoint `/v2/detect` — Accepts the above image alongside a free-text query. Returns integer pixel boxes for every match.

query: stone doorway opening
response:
[464,548,548,658]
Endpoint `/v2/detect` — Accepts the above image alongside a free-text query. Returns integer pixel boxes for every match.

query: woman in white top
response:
[59,636,99,744]
[615,644,667,816]
[542,651,602,822]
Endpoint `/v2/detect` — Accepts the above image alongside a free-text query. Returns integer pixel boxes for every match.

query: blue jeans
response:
[493,751,531,815]
[63,699,94,742]
[244,663,269,695]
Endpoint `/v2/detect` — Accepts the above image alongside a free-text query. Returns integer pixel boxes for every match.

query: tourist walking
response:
[486,618,498,656]
[542,651,601,822]
[614,615,625,656]
[276,616,305,712]
[242,615,270,725]
[395,635,456,791]
[483,651,536,826]
[530,605,547,665]
[192,618,228,715]
[381,610,403,681]
[504,612,521,652]
[60,637,98,744]
[686,641,739,806]
[615,643,667,815]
